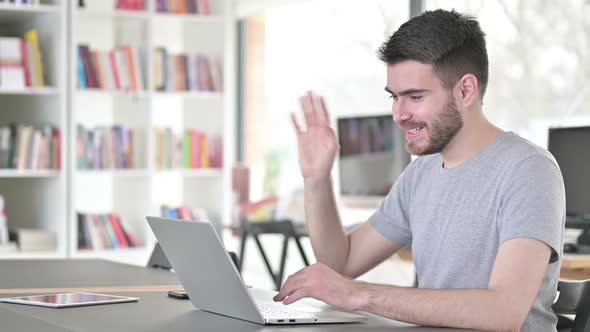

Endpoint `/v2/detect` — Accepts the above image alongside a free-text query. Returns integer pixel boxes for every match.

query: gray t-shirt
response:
[369,132,565,331]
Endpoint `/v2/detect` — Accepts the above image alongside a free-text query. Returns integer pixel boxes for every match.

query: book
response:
[24,30,45,87]
[108,213,128,248]
[20,39,32,87]
[106,50,118,90]
[154,127,221,169]
[122,45,139,91]
[15,125,33,170]
[52,127,61,170]
[76,125,136,170]
[190,130,201,168]
[102,213,119,249]
[76,211,140,250]
[198,0,210,15]
[0,67,25,90]
[77,46,87,88]
[0,196,8,244]
[92,51,105,89]
[160,204,211,222]
[28,130,40,169]
[0,127,10,168]
[17,228,57,252]
[79,45,97,88]
[200,134,209,168]
[0,37,22,66]
[0,37,26,90]
[77,213,88,249]
[152,48,222,92]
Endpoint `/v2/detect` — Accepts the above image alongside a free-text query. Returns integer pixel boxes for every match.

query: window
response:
[244,0,410,199]
[424,0,590,145]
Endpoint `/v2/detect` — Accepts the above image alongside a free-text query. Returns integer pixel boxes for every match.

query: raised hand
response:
[291,91,339,180]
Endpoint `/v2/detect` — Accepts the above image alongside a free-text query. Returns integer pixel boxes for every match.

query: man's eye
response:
[389,95,397,101]
[410,95,423,102]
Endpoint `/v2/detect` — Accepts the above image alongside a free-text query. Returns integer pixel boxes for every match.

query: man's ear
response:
[454,73,479,107]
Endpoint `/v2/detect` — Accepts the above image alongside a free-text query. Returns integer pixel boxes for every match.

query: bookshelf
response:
[67,0,235,265]
[0,0,235,264]
[0,0,67,259]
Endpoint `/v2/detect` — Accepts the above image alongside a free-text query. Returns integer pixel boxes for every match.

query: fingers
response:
[311,94,329,126]
[282,289,310,305]
[300,93,318,128]
[299,91,331,128]
[273,274,305,302]
[319,96,331,126]
[291,112,303,135]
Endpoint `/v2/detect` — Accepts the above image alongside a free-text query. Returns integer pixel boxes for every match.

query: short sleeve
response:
[497,155,565,263]
[368,166,413,246]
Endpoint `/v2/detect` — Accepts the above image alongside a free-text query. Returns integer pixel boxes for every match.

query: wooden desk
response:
[397,247,590,280]
[559,254,590,280]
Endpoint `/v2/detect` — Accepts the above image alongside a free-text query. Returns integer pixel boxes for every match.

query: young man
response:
[273,9,565,332]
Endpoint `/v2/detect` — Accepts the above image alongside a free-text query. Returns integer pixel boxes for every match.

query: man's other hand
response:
[273,262,362,312]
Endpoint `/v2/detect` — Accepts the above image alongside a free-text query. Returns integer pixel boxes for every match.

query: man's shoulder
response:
[497,132,560,171]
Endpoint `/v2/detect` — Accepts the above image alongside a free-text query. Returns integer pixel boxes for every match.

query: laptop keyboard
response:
[257,303,317,319]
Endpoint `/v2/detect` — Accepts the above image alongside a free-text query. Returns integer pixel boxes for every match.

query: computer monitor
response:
[337,114,410,205]
[548,126,590,246]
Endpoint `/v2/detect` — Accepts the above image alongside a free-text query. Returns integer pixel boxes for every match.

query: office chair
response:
[147,242,241,271]
[554,279,590,332]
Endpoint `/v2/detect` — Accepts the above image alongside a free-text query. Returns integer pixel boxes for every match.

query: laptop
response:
[146,216,368,325]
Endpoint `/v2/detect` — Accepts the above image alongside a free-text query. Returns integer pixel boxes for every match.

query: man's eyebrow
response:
[384,87,430,96]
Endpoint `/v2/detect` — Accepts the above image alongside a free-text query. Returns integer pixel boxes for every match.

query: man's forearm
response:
[354,282,525,332]
[304,177,349,273]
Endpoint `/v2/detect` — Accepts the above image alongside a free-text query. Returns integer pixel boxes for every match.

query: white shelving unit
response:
[67,0,235,266]
[0,0,68,259]
[68,0,152,265]
[0,0,235,264]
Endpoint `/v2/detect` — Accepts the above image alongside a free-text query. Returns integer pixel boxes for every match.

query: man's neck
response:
[440,118,504,169]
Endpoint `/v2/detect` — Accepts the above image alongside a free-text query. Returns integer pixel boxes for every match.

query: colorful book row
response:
[154,127,222,169]
[77,212,140,250]
[160,204,211,222]
[115,0,146,10]
[0,0,41,6]
[0,30,45,90]
[153,48,222,92]
[156,0,210,15]
[76,125,141,170]
[0,124,61,170]
[77,44,145,92]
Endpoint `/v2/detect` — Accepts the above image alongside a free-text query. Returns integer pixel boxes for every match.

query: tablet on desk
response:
[0,292,139,308]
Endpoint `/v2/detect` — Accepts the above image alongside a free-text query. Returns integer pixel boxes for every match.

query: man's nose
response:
[392,100,411,124]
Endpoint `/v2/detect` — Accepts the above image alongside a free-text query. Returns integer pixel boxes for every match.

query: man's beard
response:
[405,98,463,156]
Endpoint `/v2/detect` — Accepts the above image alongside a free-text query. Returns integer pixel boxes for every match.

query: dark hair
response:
[378,9,489,99]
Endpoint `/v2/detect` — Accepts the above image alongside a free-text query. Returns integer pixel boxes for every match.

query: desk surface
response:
[0,259,472,332]
[0,259,180,290]
[0,290,474,332]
